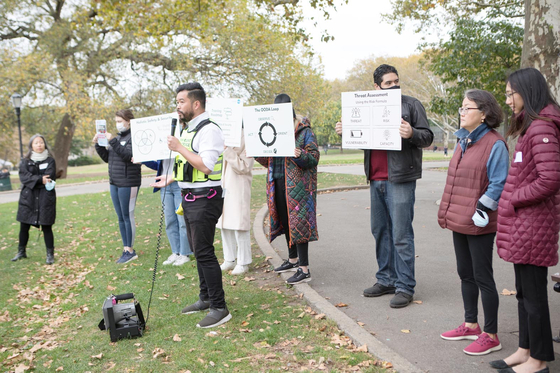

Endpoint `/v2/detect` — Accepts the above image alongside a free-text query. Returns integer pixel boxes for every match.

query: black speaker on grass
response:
[98,293,145,342]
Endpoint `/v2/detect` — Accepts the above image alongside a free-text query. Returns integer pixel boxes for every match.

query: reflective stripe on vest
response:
[173,119,223,183]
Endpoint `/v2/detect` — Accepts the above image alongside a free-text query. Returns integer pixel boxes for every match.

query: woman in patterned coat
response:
[255,93,319,285]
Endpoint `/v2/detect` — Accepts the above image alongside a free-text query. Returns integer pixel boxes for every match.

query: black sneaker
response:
[196,307,232,328]
[117,250,138,264]
[181,299,210,314]
[274,259,299,273]
[286,268,311,285]
[390,292,413,308]
[363,283,396,297]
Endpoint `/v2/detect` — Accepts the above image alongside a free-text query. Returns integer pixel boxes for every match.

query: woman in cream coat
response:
[218,132,254,275]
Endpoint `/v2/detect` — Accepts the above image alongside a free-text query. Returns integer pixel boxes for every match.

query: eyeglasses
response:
[505,91,517,99]
[458,107,480,115]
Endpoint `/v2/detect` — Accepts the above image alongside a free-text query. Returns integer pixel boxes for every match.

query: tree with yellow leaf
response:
[0,0,341,175]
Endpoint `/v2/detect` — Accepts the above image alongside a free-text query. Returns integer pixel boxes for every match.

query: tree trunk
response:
[52,113,75,179]
[521,0,560,98]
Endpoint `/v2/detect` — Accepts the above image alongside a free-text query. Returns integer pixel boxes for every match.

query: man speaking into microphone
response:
[152,82,230,328]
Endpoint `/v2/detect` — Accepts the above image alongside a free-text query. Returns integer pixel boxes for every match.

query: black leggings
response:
[19,223,54,249]
[452,232,499,333]
[274,178,309,266]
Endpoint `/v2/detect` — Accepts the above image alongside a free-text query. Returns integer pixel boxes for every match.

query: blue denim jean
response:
[161,182,192,256]
[370,180,416,295]
[110,185,138,248]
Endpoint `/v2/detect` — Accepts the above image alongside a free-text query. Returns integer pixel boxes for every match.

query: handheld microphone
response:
[170,118,177,136]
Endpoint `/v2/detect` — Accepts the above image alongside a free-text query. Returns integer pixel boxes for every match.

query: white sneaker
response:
[231,264,249,275]
[173,255,190,266]
[220,260,236,271]
[163,254,179,265]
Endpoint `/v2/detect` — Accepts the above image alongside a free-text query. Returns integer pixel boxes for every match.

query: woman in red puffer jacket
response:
[491,68,560,373]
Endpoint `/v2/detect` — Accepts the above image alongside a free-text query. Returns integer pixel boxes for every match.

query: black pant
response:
[19,223,54,249]
[274,178,309,267]
[514,263,554,361]
[182,189,225,309]
[452,232,499,333]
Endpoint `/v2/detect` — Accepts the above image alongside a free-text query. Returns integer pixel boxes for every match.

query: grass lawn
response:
[5,149,451,190]
[0,173,389,372]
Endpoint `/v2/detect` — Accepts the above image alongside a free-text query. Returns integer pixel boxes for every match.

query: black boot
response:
[46,248,54,265]
[11,246,27,261]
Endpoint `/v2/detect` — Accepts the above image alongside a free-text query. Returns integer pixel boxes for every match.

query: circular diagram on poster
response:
[258,121,277,147]
[134,129,156,155]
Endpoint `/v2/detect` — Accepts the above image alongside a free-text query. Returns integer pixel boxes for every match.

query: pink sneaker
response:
[463,333,502,356]
[441,323,481,341]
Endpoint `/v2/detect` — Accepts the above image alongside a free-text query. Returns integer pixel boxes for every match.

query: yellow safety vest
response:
[173,119,223,183]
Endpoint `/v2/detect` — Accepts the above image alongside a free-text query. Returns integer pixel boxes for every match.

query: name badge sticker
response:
[39,163,48,170]
[120,141,127,146]
[514,151,523,163]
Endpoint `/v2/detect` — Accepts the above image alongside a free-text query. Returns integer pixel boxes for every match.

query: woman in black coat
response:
[94,109,142,264]
[12,134,57,264]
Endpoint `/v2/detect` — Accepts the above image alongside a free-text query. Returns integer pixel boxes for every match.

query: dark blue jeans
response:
[370,180,416,295]
[182,187,225,309]
[110,185,138,248]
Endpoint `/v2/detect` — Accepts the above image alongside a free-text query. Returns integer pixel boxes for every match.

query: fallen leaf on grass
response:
[401,329,411,334]
[173,334,181,342]
[107,285,116,291]
[314,313,326,320]
[243,277,256,282]
[335,303,348,308]
[152,347,166,359]
[241,321,250,326]
[356,344,368,352]
[29,343,44,353]
[176,274,185,280]
[55,367,63,372]
[382,361,393,369]
[15,364,29,373]
[297,312,305,318]
[91,353,103,359]
[501,289,516,296]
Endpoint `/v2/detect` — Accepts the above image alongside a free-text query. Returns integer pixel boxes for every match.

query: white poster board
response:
[243,103,295,157]
[341,89,402,150]
[130,112,179,162]
[206,98,244,147]
[95,120,108,146]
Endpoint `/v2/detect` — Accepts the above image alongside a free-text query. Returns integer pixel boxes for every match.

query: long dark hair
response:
[274,93,296,119]
[25,134,52,159]
[506,67,559,138]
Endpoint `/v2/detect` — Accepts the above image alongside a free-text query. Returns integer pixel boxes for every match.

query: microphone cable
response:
[144,118,178,326]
